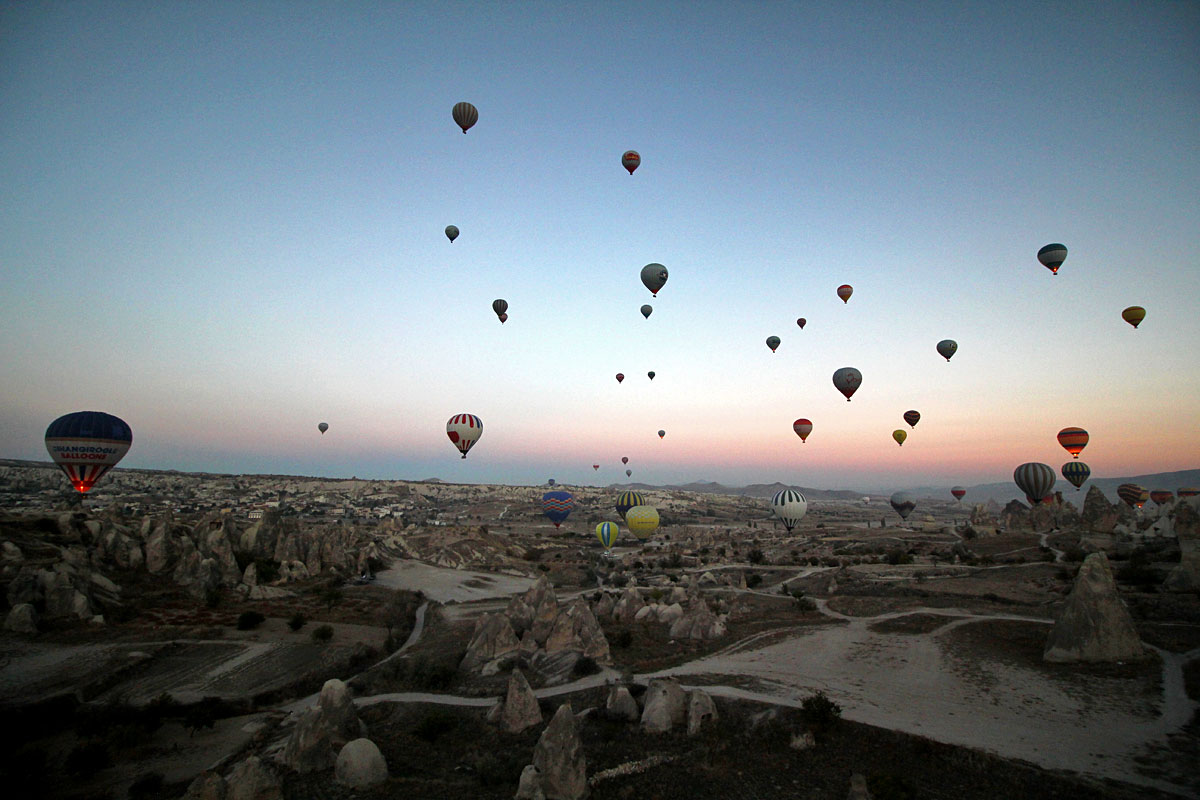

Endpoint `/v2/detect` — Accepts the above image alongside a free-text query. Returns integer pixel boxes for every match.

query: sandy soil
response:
[373,559,535,603]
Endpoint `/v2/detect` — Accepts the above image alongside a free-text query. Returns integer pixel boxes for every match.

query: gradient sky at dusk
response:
[2,1,1198,493]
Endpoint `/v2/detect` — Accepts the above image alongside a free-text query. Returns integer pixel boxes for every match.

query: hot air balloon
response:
[1038,243,1067,275]
[658,430,665,439]
[832,367,862,401]
[766,336,780,353]
[1061,461,1090,490]
[44,411,132,494]
[889,491,916,521]
[640,263,668,296]
[615,490,645,520]
[626,469,632,477]
[625,505,660,540]
[596,521,619,550]
[1122,306,1146,329]
[452,101,478,133]
[498,313,508,323]
[793,418,812,443]
[903,410,920,428]
[445,225,459,242]
[547,479,556,487]
[1150,490,1174,507]
[951,486,966,502]
[621,457,629,465]
[837,284,853,303]
[541,491,574,528]
[796,318,806,329]
[647,371,655,380]
[1117,483,1149,509]
[1178,488,1200,498]
[592,464,599,471]
[641,304,653,319]
[892,430,907,447]
[1057,427,1088,459]
[446,413,482,458]
[318,422,329,434]
[1014,462,1056,506]
[936,340,957,361]
[615,373,624,384]
[770,488,808,532]
[492,299,508,321]
[621,150,640,175]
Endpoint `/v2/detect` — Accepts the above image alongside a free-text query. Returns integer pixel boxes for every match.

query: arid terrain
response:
[1,461,1197,799]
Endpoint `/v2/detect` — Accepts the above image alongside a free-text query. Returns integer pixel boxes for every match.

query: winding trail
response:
[278,561,1198,796]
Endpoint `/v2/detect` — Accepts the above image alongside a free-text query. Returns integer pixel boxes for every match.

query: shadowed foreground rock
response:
[1166,497,1200,591]
[493,667,542,733]
[279,679,367,773]
[1044,552,1145,663]
[641,678,687,733]
[335,738,388,789]
[531,703,588,799]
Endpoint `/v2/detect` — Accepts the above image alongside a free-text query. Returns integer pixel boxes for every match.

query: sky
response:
[2,1,1198,494]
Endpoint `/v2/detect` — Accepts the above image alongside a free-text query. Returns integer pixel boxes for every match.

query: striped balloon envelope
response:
[615,491,645,521]
[771,488,808,531]
[793,418,812,442]
[625,505,660,540]
[1178,488,1200,498]
[1061,461,1091,491]
[951,486,966,501]
[45,411,132,493]
[1122,306,1146,329]
[1037,243,1068,274]
[595,521,619,550]
[889,491,916,520]
[452,101,478,133]
[1014,462,1056,506]
[903,410,920,428]
[446,413,482,458]
[1117,483,1149,509]
[541,491,574,528]
[621,150,640,175]
[1056,427,1088,459]
[836,284,853,303]
[1149,490,1174,507]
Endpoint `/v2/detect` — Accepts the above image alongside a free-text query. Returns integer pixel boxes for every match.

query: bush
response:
[612,629,633,649]
[800,691,841,730]
[747,548,765,565]
[253,558,279,583]
[236,611,266,630]
[65,740,111,777]
[311,624,334,643]
[745,573,763,589]
[884,548,913,566]
[287,612,307,632]
[413,709,458,742]
[572,656,600,677]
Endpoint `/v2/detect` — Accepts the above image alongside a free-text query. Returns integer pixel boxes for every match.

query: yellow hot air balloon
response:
[625,505,660,540]
[595,521,619,550]
[1122,306,1146,329]
[892,429,907,446]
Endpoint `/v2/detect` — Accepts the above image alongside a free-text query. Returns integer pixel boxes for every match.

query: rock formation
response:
[531,703,588,800]
[1044,552,1145,663]
[1081,485,1119,533]
[335,738,388,789]
[544,599,610,664]
[1166,497,1200,591]
[279,679,367,773]
[460,611,520,672]
[496,668,542,733]
[668,597,726,640]
[515,765,547,800]
[847,772,873,800]
[641,678,688,733]
[605,686,640,722]
[182,771,226,800]
[3,603,38,634]
[225,755,283,800]
[686,689,718,735]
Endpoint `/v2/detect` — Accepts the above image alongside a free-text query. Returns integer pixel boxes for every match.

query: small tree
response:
[311,624,334,643]
[287,612,307,632]
[236,611,266,630]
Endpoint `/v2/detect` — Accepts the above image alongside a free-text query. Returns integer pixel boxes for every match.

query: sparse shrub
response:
[287,612,307,632]
[800,691,841,730]
[745,573,763,589]
[236,611,266,630]
[794,596,816,611]
[537,563,550,572]
[319,586,343,610]
[572,656,600,677]
[1063,544,1087,562]
[311,624,334,643]
[64,740,110,777]
[867,772,918,800]
[748,548,765,565]
[649,588,664,601]
[884,548,912,566]
[413,709,458,742]
[961,527,978,540]
[613,629,633,649]
[128,771,164,799]
[815,522,825,529]
[808,556,820,566]
[204,586,221,608]
[667,552,683,568]
[474,751,522,788]
[610,574,629,588]
[253,558,279,583]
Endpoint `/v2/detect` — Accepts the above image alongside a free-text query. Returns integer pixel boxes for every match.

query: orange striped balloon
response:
[1056,427,1088,458]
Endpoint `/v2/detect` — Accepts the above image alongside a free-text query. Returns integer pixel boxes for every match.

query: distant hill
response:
[892,469,1200,505]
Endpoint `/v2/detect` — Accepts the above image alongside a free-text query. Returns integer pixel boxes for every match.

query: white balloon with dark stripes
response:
[1013,462,1056,505]
[770,488,808,531]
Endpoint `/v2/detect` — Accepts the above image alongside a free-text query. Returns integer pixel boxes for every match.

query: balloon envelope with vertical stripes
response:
[452,102,478,133]
[903,410,920,428]
[1014,462,1056,505]
[1037,243,1068,274]
[615,490,645,521]
[793,418,812,442]
[770,488,808,531]
[446,414,482,458]
[1061,461,1091,490]
[595,521,619,549]
[1117,483,1149,509]
[45,411,132,493]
